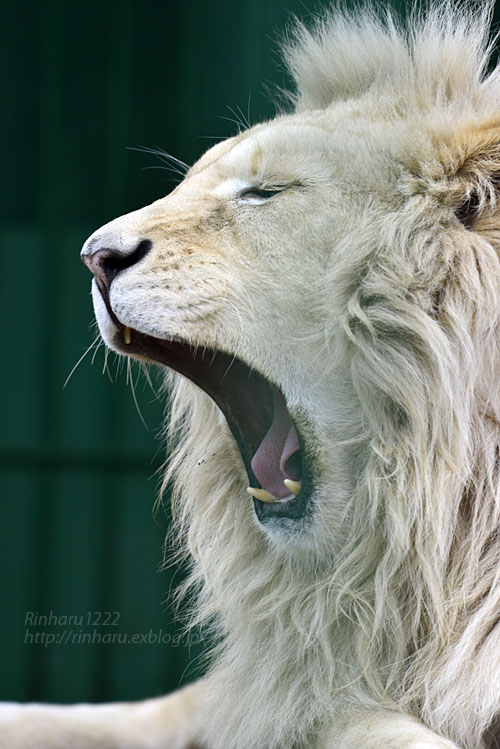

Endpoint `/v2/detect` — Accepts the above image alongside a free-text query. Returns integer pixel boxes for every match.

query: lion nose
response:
[81,239,152,295]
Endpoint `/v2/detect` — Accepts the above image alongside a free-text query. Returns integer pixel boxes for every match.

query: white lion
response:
[3,2,500,747]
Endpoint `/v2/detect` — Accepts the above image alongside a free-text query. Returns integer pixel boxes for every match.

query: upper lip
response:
[94,278,122,328]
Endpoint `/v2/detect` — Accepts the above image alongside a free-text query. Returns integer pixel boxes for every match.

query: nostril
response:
[99,239,152,286]
[82,239,152,292]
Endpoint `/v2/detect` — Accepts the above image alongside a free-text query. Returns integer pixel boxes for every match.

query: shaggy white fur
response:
[163,3,500,747]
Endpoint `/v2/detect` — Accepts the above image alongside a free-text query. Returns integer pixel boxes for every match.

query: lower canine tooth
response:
[123,326,131,344]
[283,479,302,496]
[246,487,279,503]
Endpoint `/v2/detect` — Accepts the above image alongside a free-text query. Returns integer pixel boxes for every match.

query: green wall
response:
[1,0,498,704]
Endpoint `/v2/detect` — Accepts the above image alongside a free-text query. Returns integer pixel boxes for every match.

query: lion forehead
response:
[187,116,342,194]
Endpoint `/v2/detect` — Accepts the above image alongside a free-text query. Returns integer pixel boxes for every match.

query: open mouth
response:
[92,274,312,522]
[115,324,313,523]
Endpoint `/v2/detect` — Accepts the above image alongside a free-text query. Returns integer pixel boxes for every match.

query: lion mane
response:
[162,4,500,748]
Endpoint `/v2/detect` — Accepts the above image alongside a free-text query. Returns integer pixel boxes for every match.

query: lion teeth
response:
[123,326,131,344]
[283,479,302,496]
[246,487,279,503]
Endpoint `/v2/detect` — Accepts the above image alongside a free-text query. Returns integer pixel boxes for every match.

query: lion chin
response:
[4,2,500,749]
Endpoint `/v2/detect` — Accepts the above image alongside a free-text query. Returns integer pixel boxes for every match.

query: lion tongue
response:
[250,390,301,498]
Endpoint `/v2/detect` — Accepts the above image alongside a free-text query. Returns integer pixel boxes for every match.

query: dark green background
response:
[1,0,499,704]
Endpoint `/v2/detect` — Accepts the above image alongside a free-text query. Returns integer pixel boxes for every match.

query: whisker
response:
[103,346,114,383]
[219,114,244,133]
[90,340,102,366]
[127,145,190,174]
[142,166,185,179]
[226,103,251,132]
[63,335,102,389]
[140,361,160,399]
[236,101,251,130]
[128,360,149,430]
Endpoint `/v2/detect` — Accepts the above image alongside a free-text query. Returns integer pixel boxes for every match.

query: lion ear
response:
[437,121,500,231]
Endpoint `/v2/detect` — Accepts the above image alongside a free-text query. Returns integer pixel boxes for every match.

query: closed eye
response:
[238,186,285,204]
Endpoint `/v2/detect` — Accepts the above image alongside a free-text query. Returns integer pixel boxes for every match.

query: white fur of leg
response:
[318,711,460,749]
[0,681,205,749]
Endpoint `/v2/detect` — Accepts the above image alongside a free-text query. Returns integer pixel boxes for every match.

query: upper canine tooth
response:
[123,326,131,344]
[246,487,279,503]
[283,479,302,496]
